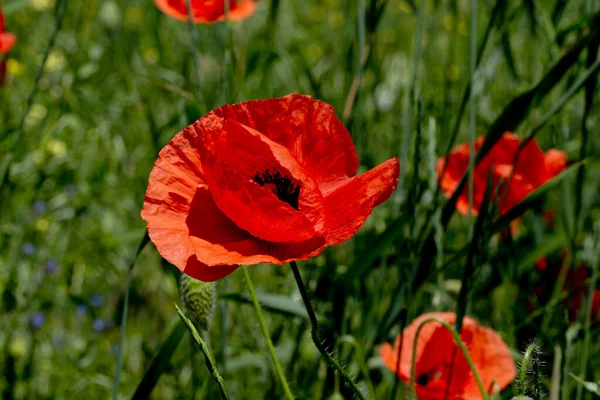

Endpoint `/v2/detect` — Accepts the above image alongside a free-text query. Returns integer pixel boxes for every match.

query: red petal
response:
[462,324,516,397]
[0,32,16,54]
[195,115,325,243]
[154,0,256,23]
[141,131,206,271]
[183,256,239,282]
[214,94,359,187]
[544,149,567,178]
[186,186,326,266]
[321,157,399,246]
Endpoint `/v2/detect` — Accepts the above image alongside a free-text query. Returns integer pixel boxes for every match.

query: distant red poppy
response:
[0,8,16,86]
[141,94,399,281]
[0,9,16,54]
[437,133,566,216]
[380,312,516,400]
[563,264,600,322]
[155,0,257,23]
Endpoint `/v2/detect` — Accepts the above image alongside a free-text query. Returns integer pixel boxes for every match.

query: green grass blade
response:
[112,233,150,400]
[131,320,186,400]
[176,304,231,400]
[570,373,600,396]
[219,292,310,320]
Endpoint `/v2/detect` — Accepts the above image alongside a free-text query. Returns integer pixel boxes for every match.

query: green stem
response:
[112,233,150,400]
[290,261,366,400]
[241,266,295,400]
[577,223,600,400]
[185,0,207,115]
[409,317,487,399]
[176,305,231,400]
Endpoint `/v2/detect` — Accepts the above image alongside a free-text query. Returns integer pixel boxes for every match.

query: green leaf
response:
[131,320,186,400]
[490,162,584,233]
[219,292,309,320]
[570,373,600,396]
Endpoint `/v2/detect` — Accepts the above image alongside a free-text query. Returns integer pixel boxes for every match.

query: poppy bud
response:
[179,273,216,331]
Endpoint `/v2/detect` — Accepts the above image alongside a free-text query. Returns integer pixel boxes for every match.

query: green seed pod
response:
[179,273,216,331]
[511,396,534,400]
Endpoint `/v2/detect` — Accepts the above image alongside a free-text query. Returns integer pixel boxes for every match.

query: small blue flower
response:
[92,319,107,332]
[30,312,45,329]
[32,200,47,214]
[21,243,35,256]
[44,260,58,274]
[90,293,104,308]
[76,304,88,317]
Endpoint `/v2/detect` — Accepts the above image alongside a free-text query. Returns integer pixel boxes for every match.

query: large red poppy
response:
[0,9,16,54]
[380,312,516,400]
[437,132,566,216]
[155,0,257,23]
[141,94,399,281]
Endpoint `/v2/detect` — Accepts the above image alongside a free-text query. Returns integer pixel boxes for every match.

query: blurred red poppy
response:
[437,132,566,216]
[380,312,516,400]
[563,264,600,322]
[0,9,16,54]
[155,0,257,23]
[0,8,16,86]
[141,94,399,281]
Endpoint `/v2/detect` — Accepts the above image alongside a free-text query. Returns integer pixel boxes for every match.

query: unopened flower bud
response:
[179,274,216,331]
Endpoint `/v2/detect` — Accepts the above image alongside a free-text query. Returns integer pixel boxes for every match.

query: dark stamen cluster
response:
[253,168,300,210]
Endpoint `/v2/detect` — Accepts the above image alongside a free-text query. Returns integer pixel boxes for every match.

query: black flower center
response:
[253,168,300,210]
[417,373,429,386]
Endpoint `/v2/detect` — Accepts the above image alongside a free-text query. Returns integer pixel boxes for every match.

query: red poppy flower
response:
[380,312,516,400]
[563,264,600,322]
[0,9,16,54]
[155,0,257,23]
[437,132,566,216]
[141,94,399,281]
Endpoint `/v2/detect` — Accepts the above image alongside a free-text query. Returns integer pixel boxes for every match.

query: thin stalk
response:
[290,261,366,400]
[576,223,600,400]
[398,0,426,202]
[409,317,487,399]
[241,266,294,400]
[112,233,150,400]
[222,0,235,103]
[467,0,477,238]
[176,305,231,400]
[185,0,207,115]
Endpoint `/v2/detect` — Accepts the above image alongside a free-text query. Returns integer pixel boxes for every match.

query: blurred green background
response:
[1,0,600,399]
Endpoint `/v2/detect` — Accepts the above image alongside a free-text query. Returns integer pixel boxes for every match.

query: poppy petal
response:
[462,324,517,397]
[0,32,16,54]
[195,115,325,243]
[141,131,206,271]
[322,157,399,246]
[544,148,567,178]
[215,94,359,186]
[226,1,256,21]
[182,255,239,282]
[154,0,256,23]
[186,186,326,266]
